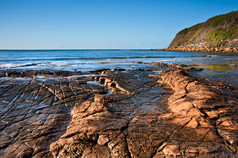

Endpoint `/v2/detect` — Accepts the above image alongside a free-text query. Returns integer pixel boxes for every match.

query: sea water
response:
[0,49,238,85]
[0,49,237,72]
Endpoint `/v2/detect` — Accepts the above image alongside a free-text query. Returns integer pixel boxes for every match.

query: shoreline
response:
[150,47,238,53]
[0,63,237,157]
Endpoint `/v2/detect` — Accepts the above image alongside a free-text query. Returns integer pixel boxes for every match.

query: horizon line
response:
[0,48,160,51]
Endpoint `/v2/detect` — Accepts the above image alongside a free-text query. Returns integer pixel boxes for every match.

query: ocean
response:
[0,49,237,72]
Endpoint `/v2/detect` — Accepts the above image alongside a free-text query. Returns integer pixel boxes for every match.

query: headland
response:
[155,11,238,54]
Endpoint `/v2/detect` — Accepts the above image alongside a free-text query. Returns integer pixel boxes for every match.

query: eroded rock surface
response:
[0,74,106,158]
[50,69,171,158]
[152,67,238,157]
[0,66,237,158]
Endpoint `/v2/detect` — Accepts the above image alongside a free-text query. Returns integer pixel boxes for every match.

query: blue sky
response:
[0,0,237,49]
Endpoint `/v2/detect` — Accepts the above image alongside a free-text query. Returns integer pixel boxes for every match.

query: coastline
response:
[151,47,238,53]
[0,62,237,157]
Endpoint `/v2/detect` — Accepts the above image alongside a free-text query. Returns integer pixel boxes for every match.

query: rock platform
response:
[154,47,238,53]
[0,63,237,157]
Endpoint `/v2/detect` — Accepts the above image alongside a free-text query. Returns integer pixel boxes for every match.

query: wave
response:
[0,55,204,70]
[80,56,178,60]
[0,61,128,69]
[0,58,79,62]
[0,63,41,69]
[0,56,179,62]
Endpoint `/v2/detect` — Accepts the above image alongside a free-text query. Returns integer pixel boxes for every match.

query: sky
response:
[0,0,237,49]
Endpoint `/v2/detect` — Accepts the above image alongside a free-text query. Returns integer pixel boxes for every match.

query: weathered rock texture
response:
[0,65,238,157]
[49,69,171,158]
[154,67,238,157]
[158,46,238,53]
[159,11,238,53]
[0,75,106,158]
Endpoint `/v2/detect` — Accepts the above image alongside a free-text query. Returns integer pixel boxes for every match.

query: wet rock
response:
[49,70,170,158]
[158,46,238,53]
[155,67,238,156]
[147,62,180,68]
[0,66,238,157]
[134,61,143,64]
[0,75,107,157]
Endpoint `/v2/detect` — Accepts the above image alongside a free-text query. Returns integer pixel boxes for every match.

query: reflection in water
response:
[201,64,238,72]
[139,104,155,112]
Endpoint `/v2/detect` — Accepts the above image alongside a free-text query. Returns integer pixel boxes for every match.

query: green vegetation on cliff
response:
[190,28,201,41]
[207,11,238,28]
[205,26,238,45]
[169,11,238,48]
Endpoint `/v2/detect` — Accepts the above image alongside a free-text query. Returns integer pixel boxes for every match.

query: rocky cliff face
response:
[169,11,238,48]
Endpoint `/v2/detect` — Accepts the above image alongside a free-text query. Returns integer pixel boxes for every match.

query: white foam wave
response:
[0,63,38,69]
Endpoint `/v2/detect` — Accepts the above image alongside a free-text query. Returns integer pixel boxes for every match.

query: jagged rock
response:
[0,66,237,157]
[0,75,106,157]
[154,67,238,156]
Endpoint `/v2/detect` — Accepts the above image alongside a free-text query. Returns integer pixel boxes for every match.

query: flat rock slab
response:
[0,66,237,158]
[0,75,106,158]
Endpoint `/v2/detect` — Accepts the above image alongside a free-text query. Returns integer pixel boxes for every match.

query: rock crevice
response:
[0,67,237,157]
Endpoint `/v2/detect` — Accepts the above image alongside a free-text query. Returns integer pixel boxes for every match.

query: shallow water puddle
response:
[200,64,238,72]
[87,81,103,86]
[139,104,155,112]
[87,80,112,94]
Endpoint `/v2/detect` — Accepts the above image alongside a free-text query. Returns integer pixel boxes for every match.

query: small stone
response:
[134,61,143,64]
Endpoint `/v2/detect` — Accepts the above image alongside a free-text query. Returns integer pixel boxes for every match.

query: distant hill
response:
[169,11,238,48]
